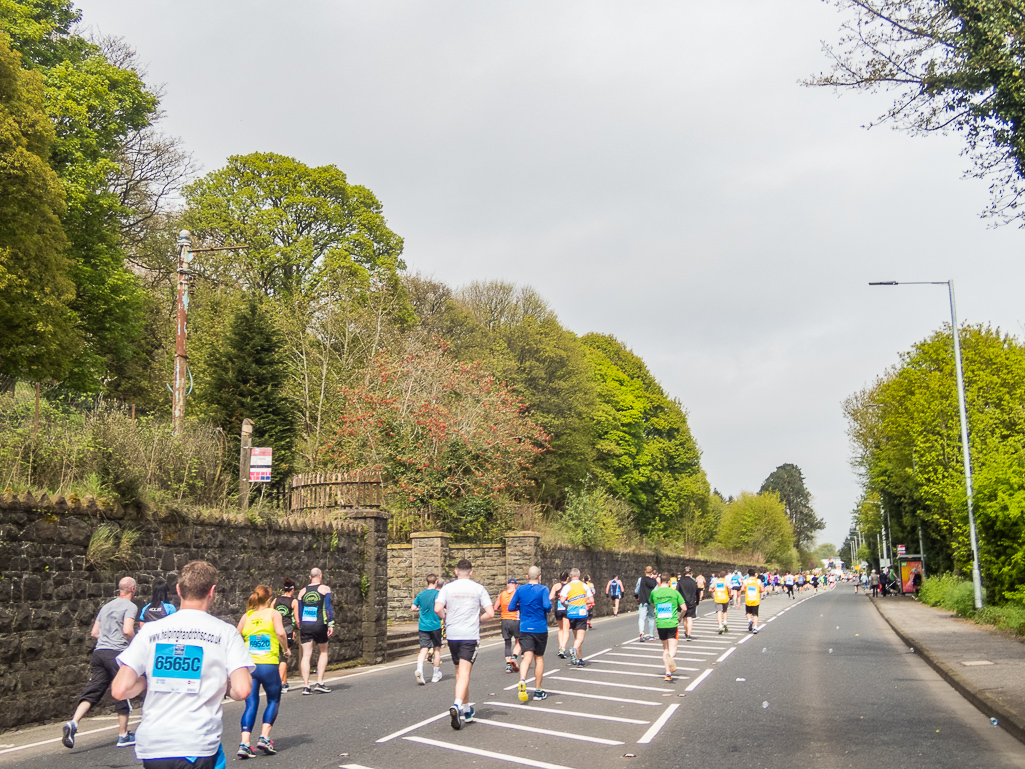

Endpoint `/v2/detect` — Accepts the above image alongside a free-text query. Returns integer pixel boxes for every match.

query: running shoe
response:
[313,683,331,694]
[685,634,692,641]
[509,659,519,672]
[237,743,255,759]
[281,682,290,693]
[748,620,754,632]
[449,705,463,730]
[62,721,77,749]
[558,647,566,658]
[302,686,312,695]
[638,634,645,643]
[415,668,425,685]
[664,673,673,682]
[432,668,443,683]
[723,623,729,633]
[116,732,135,748]
[506,662,513,673]
[534,690,548,700]
[568,648,578,666]
[717,626,723,635]
[463,706,475,722]
[518,680,529,702]
[256,737,276,755]
[753,627,760,634]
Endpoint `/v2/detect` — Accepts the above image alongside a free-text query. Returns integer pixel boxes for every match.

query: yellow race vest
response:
[744,577,761,606]
[242,610,280,665]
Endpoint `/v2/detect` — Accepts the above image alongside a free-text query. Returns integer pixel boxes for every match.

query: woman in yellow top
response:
[236,585,290,759]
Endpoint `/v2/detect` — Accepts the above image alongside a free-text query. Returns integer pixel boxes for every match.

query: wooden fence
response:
[287,470,384,513]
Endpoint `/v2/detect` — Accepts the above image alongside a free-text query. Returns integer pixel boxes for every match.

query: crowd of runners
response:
[60,558,840,765]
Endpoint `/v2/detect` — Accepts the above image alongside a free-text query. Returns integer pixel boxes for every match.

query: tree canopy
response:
[716,491,797,567]
[760,463,824,551]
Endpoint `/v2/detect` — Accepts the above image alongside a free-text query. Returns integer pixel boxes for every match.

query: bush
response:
[557,484,630,550]
[919,573,977,616]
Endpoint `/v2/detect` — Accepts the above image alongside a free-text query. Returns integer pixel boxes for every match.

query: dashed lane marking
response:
[472,717,625,745]
[504,670,561,690]
[483,702,650,725]
[376,708,460,743]
[716,647,736,663]
[539,688,663,707]
[684,668,714,692]
[545,675,679,693]
[636,704,680,744]
[404,735,577,769]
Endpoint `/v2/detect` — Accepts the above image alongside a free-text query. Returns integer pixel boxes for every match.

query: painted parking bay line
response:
[404,736,577,769]
[540,687,663,707]
[637,704,680,744]
[483,701,650,725]
[472,717,625,745]
[545,675,679,693]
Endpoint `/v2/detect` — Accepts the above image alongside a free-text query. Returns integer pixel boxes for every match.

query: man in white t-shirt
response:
[434,558,494,731]
[112,561,254,769]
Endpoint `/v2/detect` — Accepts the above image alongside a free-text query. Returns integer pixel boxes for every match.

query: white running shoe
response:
[415,668,425,685]
[432,668,443,683]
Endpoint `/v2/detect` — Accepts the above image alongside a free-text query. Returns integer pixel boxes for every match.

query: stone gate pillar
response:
[411,531,450,588]
[505,531,540,581]
[348,509,388,664]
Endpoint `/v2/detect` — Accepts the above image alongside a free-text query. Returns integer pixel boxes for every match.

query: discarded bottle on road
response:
[990,718,999,727]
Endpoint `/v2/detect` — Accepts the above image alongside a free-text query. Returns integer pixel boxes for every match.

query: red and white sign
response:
[250,447,272,483]
[896,544,906,556]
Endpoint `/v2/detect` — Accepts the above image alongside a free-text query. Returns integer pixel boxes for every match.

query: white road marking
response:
[404,736,576,769]
[505,670,560,690]
[0,717,142,756]
[377,708,458,742]
[545,675,677,693]
[539,688,663,706]
[684,668,714,692]
[571,667,671,679]
[472,717,625,745]
[583,648,611,660]
[637,704,680,744]
[593,659,666,669]
[737,634,753,645]
[341,765,381,769]
[483,702,650,725]
[716,647,735,663]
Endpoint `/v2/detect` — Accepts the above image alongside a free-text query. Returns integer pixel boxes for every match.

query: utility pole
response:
[170,231,246,434]
[239,418,254,510]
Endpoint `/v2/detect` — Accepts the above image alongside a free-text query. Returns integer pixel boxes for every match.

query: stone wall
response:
[387,544,413,620]
[0,493,387,731]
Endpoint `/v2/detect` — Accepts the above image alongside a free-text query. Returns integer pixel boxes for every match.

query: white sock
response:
[454,698,463,710]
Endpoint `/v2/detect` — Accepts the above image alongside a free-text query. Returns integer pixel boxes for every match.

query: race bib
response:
[747,586,758,600]
[151,643,203,694]
[655,602,673,619]
[248,633,271,653]
[301,605,319,624]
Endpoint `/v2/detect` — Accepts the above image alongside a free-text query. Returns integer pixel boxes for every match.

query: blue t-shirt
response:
[413,588,441,631]
[508,583,551,634]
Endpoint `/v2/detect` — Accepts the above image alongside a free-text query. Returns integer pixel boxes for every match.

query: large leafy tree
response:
[845,324,1025,603]
[0,34,78,384]
[760,463,824,551]
[582,333,711,540]
[809,0,1025,223]
[717,491,796,567]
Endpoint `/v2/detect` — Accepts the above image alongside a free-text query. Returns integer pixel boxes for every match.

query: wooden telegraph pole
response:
[170,231,246,434]
[239,418,254,510]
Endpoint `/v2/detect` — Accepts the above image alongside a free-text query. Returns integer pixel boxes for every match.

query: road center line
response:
[637,704,680,744]
[684,668,714,692]
[404,735,577,769]
[482,702,650,724]
[472,717,625,745]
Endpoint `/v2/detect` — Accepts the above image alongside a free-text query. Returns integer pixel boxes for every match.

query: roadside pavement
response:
[873,594,1025,745]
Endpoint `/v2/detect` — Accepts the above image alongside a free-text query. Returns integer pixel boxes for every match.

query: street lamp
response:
[868,280,983,609]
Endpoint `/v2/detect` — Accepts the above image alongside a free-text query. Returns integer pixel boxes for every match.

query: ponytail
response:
[246,584,273,611]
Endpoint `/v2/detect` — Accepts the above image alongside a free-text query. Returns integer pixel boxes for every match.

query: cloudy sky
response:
[75,1,1025,547]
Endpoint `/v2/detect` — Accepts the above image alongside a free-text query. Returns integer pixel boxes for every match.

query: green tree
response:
[812,542,838,561]
[845,324,1025,603]
[203,295,298,487]
[716,491,796,565]
[760,463,824,551]
[0,34,78,384]
[809,0,1025,223]
[182,152,406,302]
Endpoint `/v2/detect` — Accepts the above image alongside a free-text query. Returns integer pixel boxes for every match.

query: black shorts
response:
[746,604,760,616]
[657,626,678,641]
[278,633,293,663]
[682,605,697,619]
[519,632,548,656]
[300,627,329,645]
[419,629,443,649]
[715,602,729,613]
[448,639,479,665]
[501,619,521,640]
[79,649,131,715]
[568,617,588,631]
[554,609,567,621]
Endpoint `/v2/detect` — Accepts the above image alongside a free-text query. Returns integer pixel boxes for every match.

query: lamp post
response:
[868,280,983,609]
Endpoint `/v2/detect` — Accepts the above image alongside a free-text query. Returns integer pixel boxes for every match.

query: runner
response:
[649,573,683,680]
[635,566,657,642]
[411,573,443,685]
[495,578,521,673]
[551,571,570,658]
[676,566,699,641]
[559,568,594,666]
[784,571,795,599]
[236,584,290,757]
[796,571,806,594]
[744,568,763,634]
[730,569,743,608]
[811,573,819,593]
[584,575,596,628]
[62,576,138,750]
[712,571,731,634]
[139,579,176,626]
[435,558,494,730]
[296,567,333,695]
[694,571,706,603]
[273,578,298,692]
[509,565,552,702]
[605,574,624,616]
[111,561,254,769]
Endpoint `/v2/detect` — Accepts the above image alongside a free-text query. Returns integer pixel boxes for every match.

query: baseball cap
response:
[507,578,518,584]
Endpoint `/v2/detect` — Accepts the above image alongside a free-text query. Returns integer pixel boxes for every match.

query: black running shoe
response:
[449,705,463,730]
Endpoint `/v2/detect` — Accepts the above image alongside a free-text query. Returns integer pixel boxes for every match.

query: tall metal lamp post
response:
[868,280,983,609]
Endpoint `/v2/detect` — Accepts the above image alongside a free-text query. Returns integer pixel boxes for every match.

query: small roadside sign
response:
[250,447,272,483]
[897,544,906,556]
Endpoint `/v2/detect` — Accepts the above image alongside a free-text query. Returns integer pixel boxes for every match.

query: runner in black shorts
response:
[273,578,298,692]
[551,572,570,658]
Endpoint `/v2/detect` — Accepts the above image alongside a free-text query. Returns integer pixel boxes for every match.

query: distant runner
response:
[509,565,552,702]
[297,568,333,695]
[712,571,731,634]
[605,575,624,617]
[411,574,443,685]
[676,566,699,641]
[559,569,594,666]
[236,584,290,758]
[273,578,298,692]
[495,578,522,673]
[744,568,763,634]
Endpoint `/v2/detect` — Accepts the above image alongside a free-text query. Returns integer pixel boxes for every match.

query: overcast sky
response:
[75,1,1025,548]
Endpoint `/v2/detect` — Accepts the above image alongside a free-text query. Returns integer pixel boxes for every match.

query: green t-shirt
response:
[650,586,683,628]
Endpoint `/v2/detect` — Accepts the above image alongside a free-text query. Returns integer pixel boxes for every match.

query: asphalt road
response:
[4,586,1024,769]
